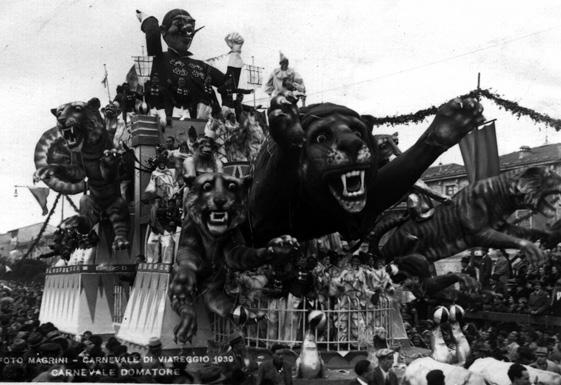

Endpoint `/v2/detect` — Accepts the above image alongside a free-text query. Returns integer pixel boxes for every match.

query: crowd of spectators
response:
[0,280,290,384]
[452,245,561,316]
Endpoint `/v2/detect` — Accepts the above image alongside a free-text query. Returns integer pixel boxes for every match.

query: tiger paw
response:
[519,239,544,266]
[266,235,300,260]
[456,273,480,292]
[35,165,63,181]
[425,97,485,149]
[268,95,304,151]
[173,305,198,344]
[101,149,119,167]
[112,235,130,250]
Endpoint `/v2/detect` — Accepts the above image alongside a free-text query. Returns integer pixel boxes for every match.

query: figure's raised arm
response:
[137,9,163,57]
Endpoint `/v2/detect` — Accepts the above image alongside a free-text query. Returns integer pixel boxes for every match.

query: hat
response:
[148,337,162,349]
[27,332,44,348]
[10,339,26,353]
[46,330,62,341]
[536,346,548,357]
[16,331,29,340]
[279,51,288,63]
[38,322,57,335]
[375,348,395,359]
[38,342,62,355]
[229,335,244,347]
[161,9,195,30]
[198,366,227,384]
[271,343,289,353]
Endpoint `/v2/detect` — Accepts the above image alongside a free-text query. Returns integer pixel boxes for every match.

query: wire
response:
[251,24,561,104]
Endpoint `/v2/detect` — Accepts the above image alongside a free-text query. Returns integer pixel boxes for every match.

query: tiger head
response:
[298,103,376,214]
[515,166,561,218]
[185,173,251,238]
[51,98,104,152]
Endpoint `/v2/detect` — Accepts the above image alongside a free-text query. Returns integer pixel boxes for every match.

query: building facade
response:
[421,143,561,231]
[0,223,56,262]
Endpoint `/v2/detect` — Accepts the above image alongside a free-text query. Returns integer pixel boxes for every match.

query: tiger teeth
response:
[340,170,365,197]
[209,211,228,224]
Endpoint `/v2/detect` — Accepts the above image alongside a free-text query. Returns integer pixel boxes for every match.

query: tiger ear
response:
[87,98,101,111]
[51,108,58,117]
[242,175,253,191]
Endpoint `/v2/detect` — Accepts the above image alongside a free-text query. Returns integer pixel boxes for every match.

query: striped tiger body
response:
[381,167,561,263]
[34,99,130,250]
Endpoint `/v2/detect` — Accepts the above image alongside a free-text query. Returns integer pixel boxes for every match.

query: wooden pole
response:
[472,73,481,181]
[104,64,111,103]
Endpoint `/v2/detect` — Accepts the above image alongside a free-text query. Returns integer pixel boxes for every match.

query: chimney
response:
[519,146,531,159]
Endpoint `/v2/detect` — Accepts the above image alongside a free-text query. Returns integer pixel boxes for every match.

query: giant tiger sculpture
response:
[375,167,561,267]
[249,95,485,247]
[168,173,299,343]
[34,98,130,250]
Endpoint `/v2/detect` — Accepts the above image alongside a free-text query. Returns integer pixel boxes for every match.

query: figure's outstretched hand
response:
[425,97,485,150]
[268,95,304,151]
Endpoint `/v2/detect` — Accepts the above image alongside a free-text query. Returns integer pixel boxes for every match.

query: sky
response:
[1,0,561,232]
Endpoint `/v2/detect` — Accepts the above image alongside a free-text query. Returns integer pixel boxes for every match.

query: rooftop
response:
[422,142,561,181]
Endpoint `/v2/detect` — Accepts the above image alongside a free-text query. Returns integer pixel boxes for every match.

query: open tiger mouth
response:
[538,192,561,218]
[60,125,83,151]
[327,169,367,213]
[206,211,230,235]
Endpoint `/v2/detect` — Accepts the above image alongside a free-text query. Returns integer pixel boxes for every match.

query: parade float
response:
[28,6,561,385]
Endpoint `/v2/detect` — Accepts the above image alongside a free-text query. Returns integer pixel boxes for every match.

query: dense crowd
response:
[453,245,561,316]
[0,281,196,383]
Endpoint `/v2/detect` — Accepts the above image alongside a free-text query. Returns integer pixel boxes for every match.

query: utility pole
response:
[252,56,256,108]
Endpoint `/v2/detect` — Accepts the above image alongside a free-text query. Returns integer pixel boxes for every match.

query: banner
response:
[28,186,50,215]
[459,122,500,184]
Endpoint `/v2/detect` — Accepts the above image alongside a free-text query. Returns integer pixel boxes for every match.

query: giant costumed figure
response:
[168,173,300,343]
[34,98,130,250]
[136,8,233,120]
[249,95,485,248]
[374,166,561,267]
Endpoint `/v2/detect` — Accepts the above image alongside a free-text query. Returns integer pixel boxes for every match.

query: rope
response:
[65,195,79,212]
[22,193,61,260]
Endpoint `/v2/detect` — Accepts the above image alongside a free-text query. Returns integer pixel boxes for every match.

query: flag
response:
[459,121,500,184]
[28,186,50,215]
[101,72,108,87]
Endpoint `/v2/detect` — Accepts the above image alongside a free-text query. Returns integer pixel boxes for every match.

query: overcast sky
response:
[1,0,561,232]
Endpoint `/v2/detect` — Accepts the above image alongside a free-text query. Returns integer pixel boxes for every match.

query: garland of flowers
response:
[478,89,561,131]
[368,89,561,130]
